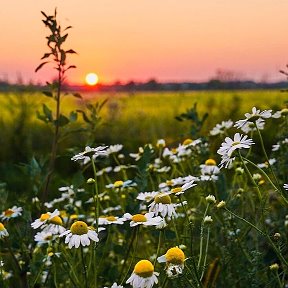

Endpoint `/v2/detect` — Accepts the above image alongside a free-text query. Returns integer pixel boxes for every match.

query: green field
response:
[1,89,287,153]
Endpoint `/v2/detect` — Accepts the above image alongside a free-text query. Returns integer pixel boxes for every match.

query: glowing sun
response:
[85,73,99,86]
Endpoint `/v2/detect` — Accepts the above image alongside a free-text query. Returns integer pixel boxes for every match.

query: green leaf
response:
[35,62,48,72]
[76,110,92,123]
[43,104,53,122]
[72,92,82,99]
[55,114,69,127]
[42,91,53,98]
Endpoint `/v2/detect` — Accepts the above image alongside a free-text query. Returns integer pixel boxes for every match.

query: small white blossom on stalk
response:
[60,221,100,249]
[206,195,216,204]
[0,222,9,238]
[126,260,159,288]
[210,120,234,136]
[123,212,163,227]
[1,206,23,221]
[71,146,108,165]
[149,193,177,219]
[200,159,220,181]
[234,107,272,129]
[204,215,213,224]
[156,139,166,148]
[217,133,254,168]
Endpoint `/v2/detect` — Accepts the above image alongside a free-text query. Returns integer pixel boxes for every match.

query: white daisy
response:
[107,144,123,154]
[200,159,220,181]
[148,193,177,219]
[71,146,108,165]
[98,216,125,225]
[123,212,163,227]
[210,120,234,136]
[234,107,272,129]
[257,158,276,169]
[240,118,265,134]
[0,222,9,238]
[169,180,197,196]
[284,184,288,191]
[34,231,54,245]
[137,191,159,202]
[31,209,61,230]
[217,133,254,168]
[157,246,185,278]
[126,260,159,288]
[60,220,99,249]
[1,206,23,221]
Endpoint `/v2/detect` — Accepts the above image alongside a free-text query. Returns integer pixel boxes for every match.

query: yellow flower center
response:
[205,159,216,166]
[154,193,172,204]
[106,216,117,222]
[134,260,154,278]
[281,108,288,115]
[49,216,63,226]
[4,209,14,217]
[70,214,78,220]
[165,247,185,264]
[131,214,147,222]
[40,213,50,222]
[0,223,5,231]
[70,221,88,235]
[114,180,124,188]
[171,187,182,194]
[166,180,174,186]
[171,148,177,154]
[232,141,240,146]
[183,138,193,146]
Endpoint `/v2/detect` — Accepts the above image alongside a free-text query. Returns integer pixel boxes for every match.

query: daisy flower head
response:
[169,180,197,196]
[210,120,234,136]
[126,259,159,288]
[148,193,177,219]
[107,144,123,155]
[157,246,186,278]
[137,191,159,203]
[156,139,166,148]
[240,118,265,134]
[284,184,288,191]
[98,216,125,226]
[60,220,99,249]
[0,222,9,238]
[123,212,163,227]
[234,106,272,129]
[71,146,108,165]
[1,206,23,221]
[217,133,254,168]
[31,209,62,230]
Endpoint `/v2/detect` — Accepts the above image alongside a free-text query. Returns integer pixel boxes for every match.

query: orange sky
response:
[1,0,288,84]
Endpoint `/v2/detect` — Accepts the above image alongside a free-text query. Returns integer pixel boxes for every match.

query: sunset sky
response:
[1,0,288,85]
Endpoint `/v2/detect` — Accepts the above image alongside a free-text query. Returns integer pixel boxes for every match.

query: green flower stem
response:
[238,151,262,201]
[185,262,203,288]
[242,156,288,205]
[153,230,163,267]
[120,226,140,285]
[255,124,281,189]
[274,270,283,288]
[172,216,181,244]
[225,208,288,268]
[80,246,88,288]
[198,204,210,270]
[91,159,99,231]
[200,227,210,281]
